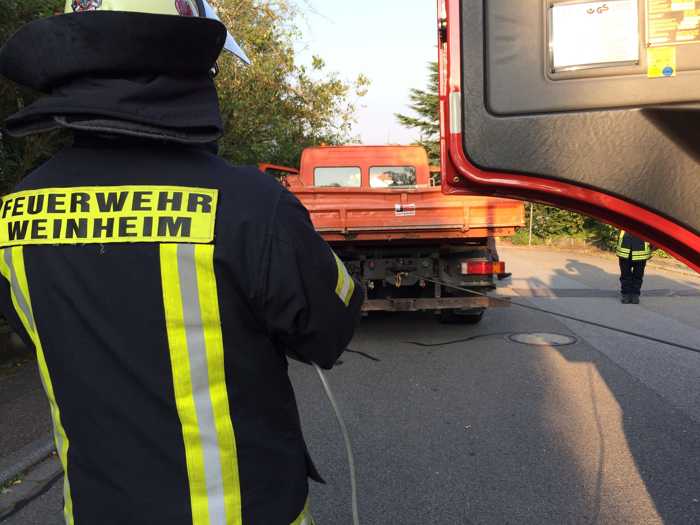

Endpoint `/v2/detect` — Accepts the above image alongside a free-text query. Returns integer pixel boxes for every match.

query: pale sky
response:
[296,1,438,145]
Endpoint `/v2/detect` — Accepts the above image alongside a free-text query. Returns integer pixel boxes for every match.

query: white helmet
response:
[66,0,250,64]
[1,0,250,91]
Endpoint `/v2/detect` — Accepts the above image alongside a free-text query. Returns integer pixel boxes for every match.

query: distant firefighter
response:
[616,230,653,304]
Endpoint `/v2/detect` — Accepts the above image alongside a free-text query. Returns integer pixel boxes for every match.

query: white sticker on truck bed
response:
[394,204,416,217]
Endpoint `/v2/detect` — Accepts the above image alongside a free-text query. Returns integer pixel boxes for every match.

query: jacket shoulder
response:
[196,155,288,218]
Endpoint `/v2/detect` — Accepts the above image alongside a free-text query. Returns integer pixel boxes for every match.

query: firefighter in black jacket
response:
[616,230,652,304]
[0,1,363,524]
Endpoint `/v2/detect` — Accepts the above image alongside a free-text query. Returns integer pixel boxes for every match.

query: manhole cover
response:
[508,333,578,347]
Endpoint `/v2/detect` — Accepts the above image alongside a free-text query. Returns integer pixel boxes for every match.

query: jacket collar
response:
[0,11,227,144]
[4,74,224,144]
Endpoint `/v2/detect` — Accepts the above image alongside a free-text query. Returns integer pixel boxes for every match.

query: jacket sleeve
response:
[0,274,35,354]
[259,191,364,369]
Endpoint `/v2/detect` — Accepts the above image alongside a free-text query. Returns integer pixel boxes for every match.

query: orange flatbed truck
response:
[261,145,525,322]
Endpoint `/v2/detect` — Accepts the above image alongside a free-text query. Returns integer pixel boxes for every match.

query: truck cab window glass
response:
[314,167,362,187]
[369,166,417,188]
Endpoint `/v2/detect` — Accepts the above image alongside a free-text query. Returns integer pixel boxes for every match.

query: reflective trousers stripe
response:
[0,247,74,525]
[333,252,355,307]
[617,231,651,260]
[617,249,651,260]
[160,244,242,525]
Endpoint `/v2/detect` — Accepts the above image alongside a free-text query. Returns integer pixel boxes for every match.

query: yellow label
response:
[672,1,695,10]
[647,46,677,78]
[0,186,218,247]
[65,0,182,16]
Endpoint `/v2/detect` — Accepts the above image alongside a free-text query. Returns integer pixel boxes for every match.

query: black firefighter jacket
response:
[0,133,364,524]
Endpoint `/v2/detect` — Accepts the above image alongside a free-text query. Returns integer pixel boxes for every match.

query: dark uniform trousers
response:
[619,256,646,296]
[616,230,652,297]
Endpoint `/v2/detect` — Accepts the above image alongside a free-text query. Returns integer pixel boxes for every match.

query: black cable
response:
[344,349,381,362]
[406,332,515,348]
[419,276,700,355]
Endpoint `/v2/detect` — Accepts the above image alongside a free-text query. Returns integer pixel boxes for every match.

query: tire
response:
[439,308,485,324]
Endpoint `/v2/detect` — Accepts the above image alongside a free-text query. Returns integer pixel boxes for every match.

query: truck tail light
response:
[461,261,505,275]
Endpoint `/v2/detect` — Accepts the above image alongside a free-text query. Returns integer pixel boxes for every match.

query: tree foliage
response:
[520,203,619,250]
[0,0,68,195]
[0,0,368,193]
[395,61,439,166]
[213,0,369,167]
[530,204,586,238]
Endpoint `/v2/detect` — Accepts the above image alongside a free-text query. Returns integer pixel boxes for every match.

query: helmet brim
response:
[199,0,251,64]
[0,11,228,91]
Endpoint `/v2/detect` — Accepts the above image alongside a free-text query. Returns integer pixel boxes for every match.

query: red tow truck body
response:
[262,145,525,321]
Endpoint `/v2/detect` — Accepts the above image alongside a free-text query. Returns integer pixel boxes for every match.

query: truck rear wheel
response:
[439,308,485,324]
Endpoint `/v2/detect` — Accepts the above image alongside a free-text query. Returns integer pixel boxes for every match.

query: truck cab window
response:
[314,167,362,187]
[370,166,417,188]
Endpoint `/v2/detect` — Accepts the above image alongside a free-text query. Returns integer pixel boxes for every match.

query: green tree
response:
[395,61,439,166]
[0,0,68,195]
[531,204,586,238]
[212,0,369,168]
[518,202,620,251]
[583,217,619,250]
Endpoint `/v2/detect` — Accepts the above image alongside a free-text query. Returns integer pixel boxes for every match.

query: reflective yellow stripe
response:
[290,500,314,525]
[65,0,183,15]
[618,248,651,260]
[617,231,652,259]
[616,231,628,258]
[161,244,211,524]
[334,253,346,299]
[161,244,242,525]
[333,252,355,307]
[0,251,32,336]
[194,245,242,525]
[0,247,74,525]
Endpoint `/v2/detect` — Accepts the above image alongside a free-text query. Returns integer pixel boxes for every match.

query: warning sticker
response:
[394,204,416,217]
[647,46,678,76]
[647,0,700,46]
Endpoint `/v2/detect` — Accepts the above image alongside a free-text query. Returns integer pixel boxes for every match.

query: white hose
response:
[312,363,360,525]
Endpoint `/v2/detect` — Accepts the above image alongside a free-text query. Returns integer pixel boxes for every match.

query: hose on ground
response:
[312,363,360,525]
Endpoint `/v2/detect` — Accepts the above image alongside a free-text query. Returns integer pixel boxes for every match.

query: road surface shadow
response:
[549,340,700,525]
[508,260,700,523]
[338,285,700,523]
[559,258,699,293]
[509,259,700,523]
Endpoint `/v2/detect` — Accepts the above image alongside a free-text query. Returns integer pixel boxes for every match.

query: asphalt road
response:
[2,246,700,524]
[0,358,52,471]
